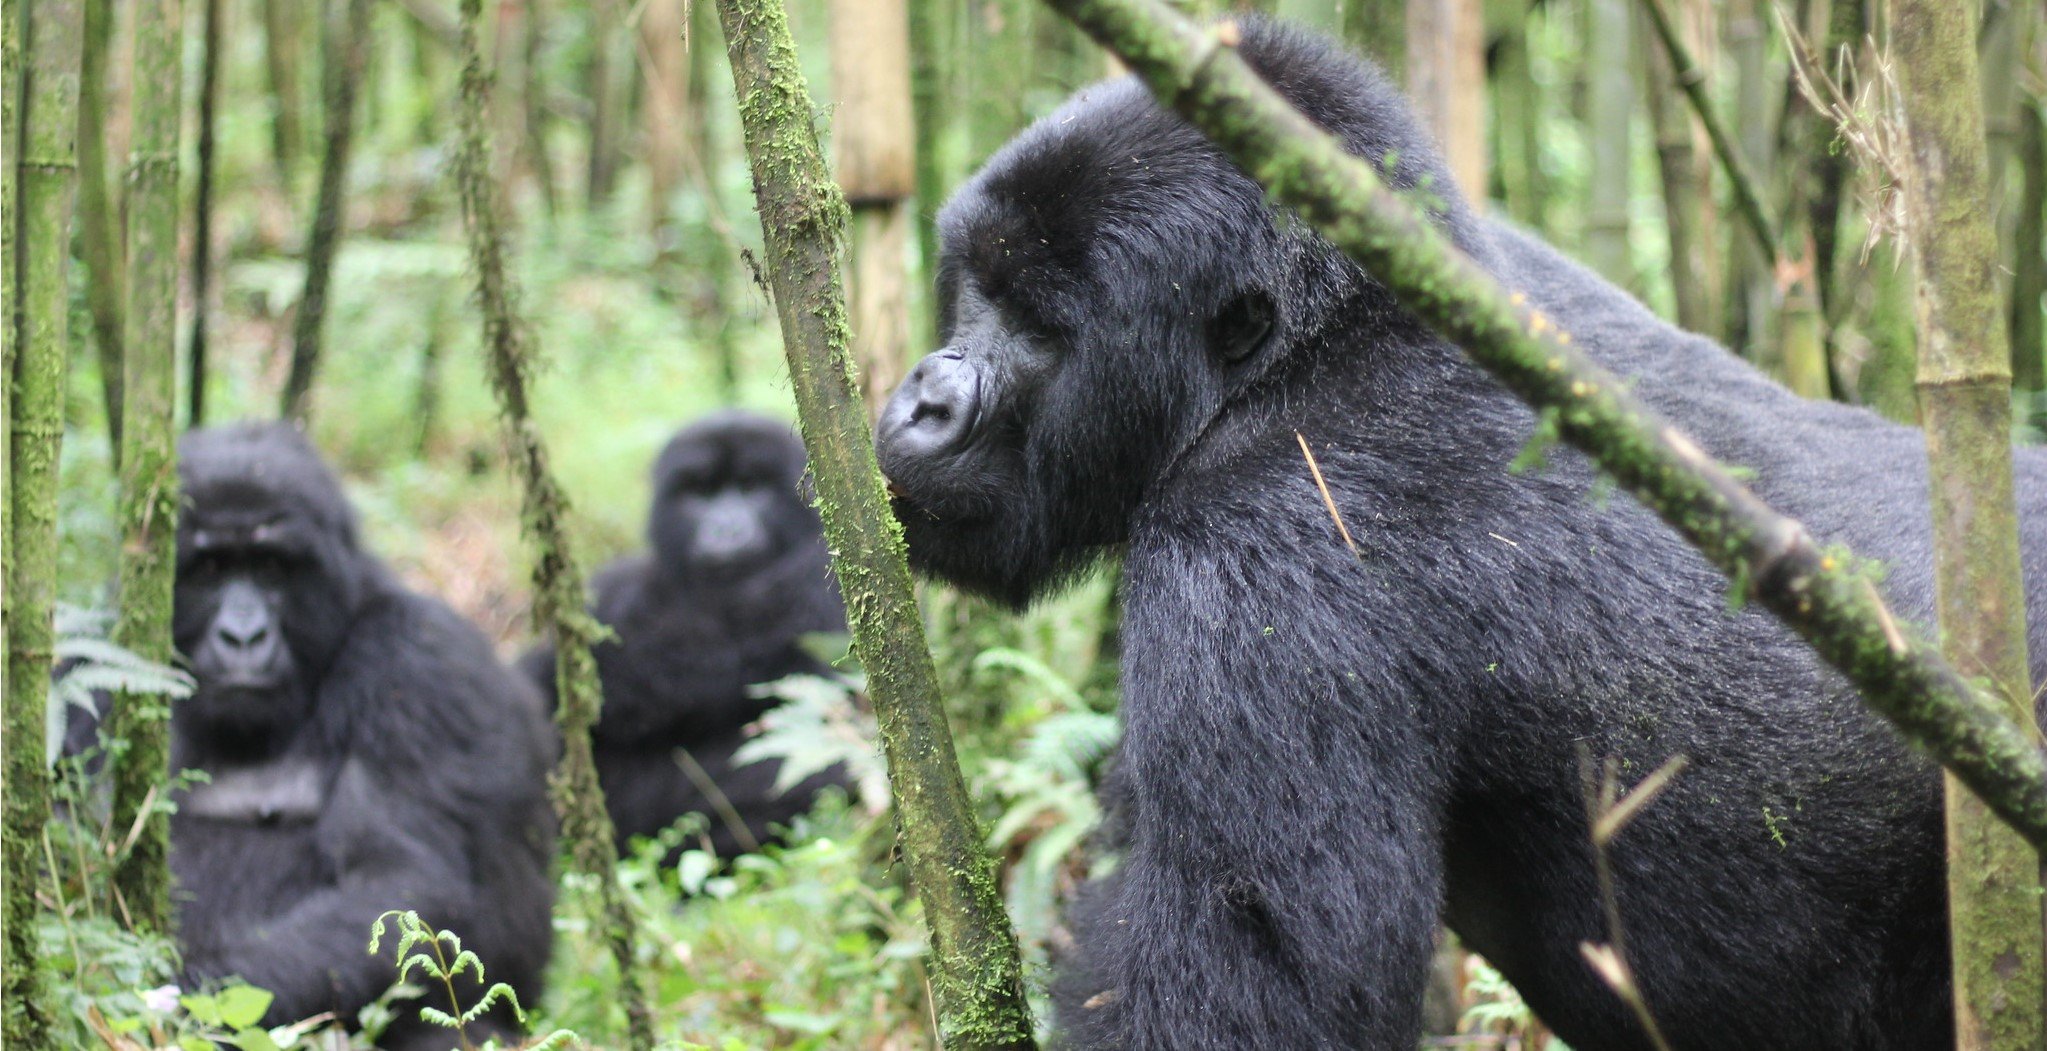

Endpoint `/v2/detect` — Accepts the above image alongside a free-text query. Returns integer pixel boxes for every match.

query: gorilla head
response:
[648,410,820,585]
[176,425,376,750]
[875,25,1472,607]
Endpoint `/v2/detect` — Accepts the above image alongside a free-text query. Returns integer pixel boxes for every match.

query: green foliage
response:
[45,605,193,768]
[369,909,577,1049]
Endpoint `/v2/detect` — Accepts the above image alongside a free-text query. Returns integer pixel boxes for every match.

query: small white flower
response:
[140,983,182,1014]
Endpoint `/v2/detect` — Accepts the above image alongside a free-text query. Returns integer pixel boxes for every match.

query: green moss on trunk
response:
[6,0,83,1041]
[712,0,1037,1044]
[448,1,654,1045]
[108,0,184,937]
[1893,0,2047,1044]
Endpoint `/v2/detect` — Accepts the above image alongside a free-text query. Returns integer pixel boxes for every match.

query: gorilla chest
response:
[170,756,337,921]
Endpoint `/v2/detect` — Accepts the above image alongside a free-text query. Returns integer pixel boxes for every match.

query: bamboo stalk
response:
[1892,0,2047,1044]
[77,0,123,451]
[5,0,84,1041]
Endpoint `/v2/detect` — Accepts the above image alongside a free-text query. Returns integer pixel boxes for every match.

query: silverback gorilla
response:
[159,424,555,1049]
[875,21,2047,1051]
[520,411,848,858]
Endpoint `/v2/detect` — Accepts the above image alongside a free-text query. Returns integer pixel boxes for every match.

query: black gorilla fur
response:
[875,21,2047,1051]
[143,423,556,1050]
[520,411,848,858]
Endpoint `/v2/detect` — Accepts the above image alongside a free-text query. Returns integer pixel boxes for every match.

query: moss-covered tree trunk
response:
[830,0,917,414]
[447,0,653,1045]
[77,0,123,451]
[0,0,14,1031]
[281,0,372,422]
[711,0,1037,1044]
[1036,0,2047,852]
[5,0,83,1041]
[106,0,183,935]
[1892,1,2047,1046]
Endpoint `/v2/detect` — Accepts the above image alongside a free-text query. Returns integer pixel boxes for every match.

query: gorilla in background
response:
[89,424,559,1050]
[876,20,2047,1051]
[520,411,849,859]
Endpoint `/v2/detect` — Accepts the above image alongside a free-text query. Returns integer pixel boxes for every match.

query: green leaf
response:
[228,1027,283,1051]
[215,984,275,1029]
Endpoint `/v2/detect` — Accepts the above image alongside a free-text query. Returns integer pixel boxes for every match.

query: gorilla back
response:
[163,424,556,1050]
[875,21,2045,1051]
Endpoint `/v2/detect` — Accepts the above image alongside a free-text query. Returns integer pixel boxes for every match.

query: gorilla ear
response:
[1210,289,1276,364]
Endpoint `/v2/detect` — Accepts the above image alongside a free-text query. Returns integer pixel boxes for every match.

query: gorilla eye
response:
[1210,289,1276,364]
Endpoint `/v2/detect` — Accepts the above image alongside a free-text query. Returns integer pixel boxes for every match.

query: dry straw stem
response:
[1777,8,1910,263]
[1295,431,1359,559]
[1039,0,2047,850]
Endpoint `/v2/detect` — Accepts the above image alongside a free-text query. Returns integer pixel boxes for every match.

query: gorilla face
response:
[649,412,819,582]
[874,31,1468,610]
[174,425,366,745]
[874,84,1316,608]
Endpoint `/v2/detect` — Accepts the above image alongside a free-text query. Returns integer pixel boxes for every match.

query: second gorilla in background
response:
[522,411,849,858]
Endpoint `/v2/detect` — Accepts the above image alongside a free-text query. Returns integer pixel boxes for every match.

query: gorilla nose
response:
[211,582,282,674]
[878,351,979,461]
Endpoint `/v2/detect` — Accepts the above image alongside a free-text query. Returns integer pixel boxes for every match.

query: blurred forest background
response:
[10,0,2046,1047]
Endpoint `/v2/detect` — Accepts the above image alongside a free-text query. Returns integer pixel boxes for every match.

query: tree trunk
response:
[909,0,950,348]
[585,0,631,208]
[0,0,15,1031]
[1491,3,1544,230]
[1405,0,1484,202]
[1641,1,1713,333]
[262,0,303,187]
[2011,98,2045,426]
[1724,0,1773,357]
[523,0,557,215]
[449,0,654,1045]
[280,0,373,422]
[188,0,223,426]
[1894,1,2047,1046]
[1584,0,1632,283]
[6,0,83,1041]
[108,0,184,937]
[641,0,691,241]
[830,0,917,415]
[78,0,123,453]
[712,0,1037,1043]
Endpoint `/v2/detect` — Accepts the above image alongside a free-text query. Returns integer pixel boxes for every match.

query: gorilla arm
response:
[1057,529,1450,1049]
